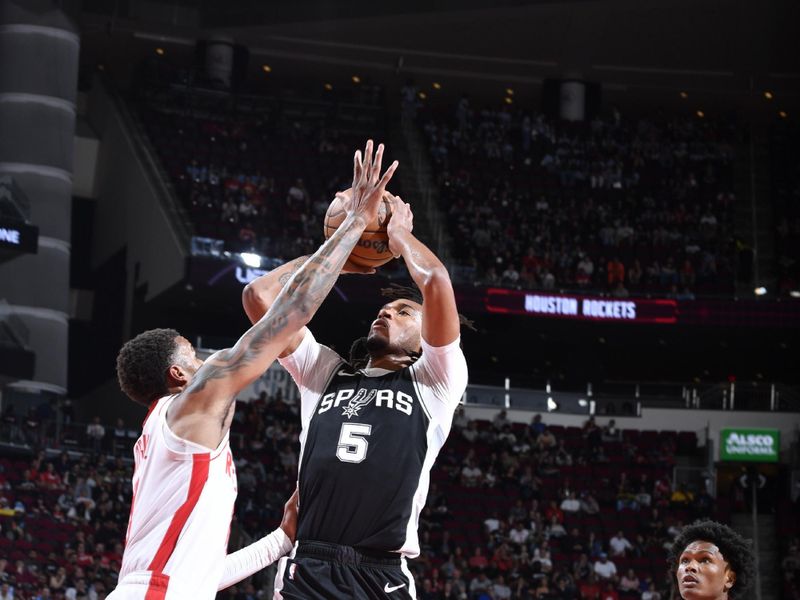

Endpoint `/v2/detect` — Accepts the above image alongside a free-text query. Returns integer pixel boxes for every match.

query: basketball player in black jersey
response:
[243,158,468,599]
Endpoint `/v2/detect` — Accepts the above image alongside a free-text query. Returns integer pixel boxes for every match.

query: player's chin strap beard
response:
[349,336,420,369]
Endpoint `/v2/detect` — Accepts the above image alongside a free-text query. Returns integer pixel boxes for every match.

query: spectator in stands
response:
[579,573,602,599]
[619,568,640,592]
[111,418,128,455]
[609,530,634,557]
[532,542,553,572]
[601,581,620,600]
[545,500,565,524]
[594,553,618,580]
[38,463,61,489]
[461,420,479,443]
[581,492,601,515]
[468,547,489,571]
[469,572,491,597]
[641,581,662,600]
[530,413,546,436]
[561,491,581,513]
[671,485,694,507]
[86,416,106,453]
[493,409,511,431]
[509,521,530,549]
[492,575,512,599]
[461,458,483,487]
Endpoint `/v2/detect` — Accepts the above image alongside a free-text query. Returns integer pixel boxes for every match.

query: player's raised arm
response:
[385,194,460,347]
[242,254,312,356]
[170,141,397,448]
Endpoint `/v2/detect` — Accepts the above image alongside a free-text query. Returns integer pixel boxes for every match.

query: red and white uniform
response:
[109,395,238,600]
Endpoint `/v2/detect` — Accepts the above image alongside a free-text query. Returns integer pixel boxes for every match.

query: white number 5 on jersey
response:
[336,423,372,463]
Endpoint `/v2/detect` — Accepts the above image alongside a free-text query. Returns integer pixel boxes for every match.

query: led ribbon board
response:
[485,288,677,324]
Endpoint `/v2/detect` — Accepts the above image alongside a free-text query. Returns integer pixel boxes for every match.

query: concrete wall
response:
[86,81,186,335]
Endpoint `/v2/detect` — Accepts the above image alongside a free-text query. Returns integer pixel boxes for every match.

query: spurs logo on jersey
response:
[318,386,415,417]
[341,388,376,419]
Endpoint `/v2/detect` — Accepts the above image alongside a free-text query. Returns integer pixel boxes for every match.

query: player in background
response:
[669,520,755,600]
[243,174,468,598]
[108,140,397,600]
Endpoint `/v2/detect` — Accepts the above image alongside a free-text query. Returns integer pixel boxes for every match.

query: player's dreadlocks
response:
[348,283,475,369]
[668,520,755,599]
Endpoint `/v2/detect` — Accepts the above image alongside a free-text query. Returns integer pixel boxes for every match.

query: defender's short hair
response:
[668,520,755,599]
[116,328,181,406]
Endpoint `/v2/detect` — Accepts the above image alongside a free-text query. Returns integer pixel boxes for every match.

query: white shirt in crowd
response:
[594,558,618,579]
[609,534,634,556]
[560,497,581,512]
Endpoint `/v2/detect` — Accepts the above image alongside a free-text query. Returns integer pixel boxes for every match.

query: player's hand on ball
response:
[385,193,414,258]
[346,139,398,224]
[280,487,299,543]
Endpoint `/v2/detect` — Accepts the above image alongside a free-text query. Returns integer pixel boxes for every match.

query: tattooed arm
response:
[168,141,398,449]
[242,255,311,358]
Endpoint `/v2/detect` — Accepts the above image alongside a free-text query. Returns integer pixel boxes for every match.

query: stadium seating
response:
[418,101,739,297]
[0,395,721,599]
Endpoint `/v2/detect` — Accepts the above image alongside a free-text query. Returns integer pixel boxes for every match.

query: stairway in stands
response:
[387,115,452,266]
[734,125,775,295]
[732,512,779,600]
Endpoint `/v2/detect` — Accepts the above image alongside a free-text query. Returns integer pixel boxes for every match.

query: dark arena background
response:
[1,0,799,598]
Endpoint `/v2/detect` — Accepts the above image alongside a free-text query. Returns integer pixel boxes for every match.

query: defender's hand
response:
[279,488,299,543]
[386,194,414,258]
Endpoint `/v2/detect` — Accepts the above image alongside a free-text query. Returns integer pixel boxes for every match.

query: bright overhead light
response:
[504,97,513,105]
[754,287,767,296]
[155,47,165,56]
[506,88,514,96]
[789,290,800,298]
[324,83,333,91]
[779,110,788,119]
[578,398,588,407]
[351,75,361,84]
[262,64,272,73]
[696,110,705,118]
[764,91,773,100]
[418,92,427,100]
[546,397,558,412]
[680,91,688,99]
[240,253,262,268]
[432,82,442,90]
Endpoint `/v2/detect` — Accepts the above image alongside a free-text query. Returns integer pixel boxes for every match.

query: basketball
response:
[323,187,394,268]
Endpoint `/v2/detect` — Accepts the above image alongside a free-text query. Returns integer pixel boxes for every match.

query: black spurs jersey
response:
[279,329,468,557]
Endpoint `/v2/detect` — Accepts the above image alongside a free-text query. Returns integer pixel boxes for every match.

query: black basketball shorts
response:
[274,541,416,599]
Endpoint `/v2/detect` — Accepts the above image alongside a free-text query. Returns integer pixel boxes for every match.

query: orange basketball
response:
[323,188,394,268]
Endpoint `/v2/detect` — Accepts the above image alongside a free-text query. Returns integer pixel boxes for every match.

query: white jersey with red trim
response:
[112,395,238,600]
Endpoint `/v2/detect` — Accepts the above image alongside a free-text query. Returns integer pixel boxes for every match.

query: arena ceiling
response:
[74,0,799,112]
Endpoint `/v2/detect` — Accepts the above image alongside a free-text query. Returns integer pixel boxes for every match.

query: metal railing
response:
[465,378,800,414]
